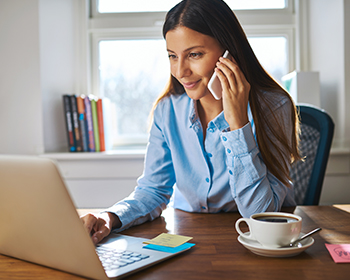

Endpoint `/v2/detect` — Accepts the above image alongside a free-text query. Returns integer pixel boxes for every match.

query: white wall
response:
[0,0,44,155]
[39,0,79,152]
[345,0,350,142]
[308,0,349,146]
[0,0,79,154]
[307,0,350,205]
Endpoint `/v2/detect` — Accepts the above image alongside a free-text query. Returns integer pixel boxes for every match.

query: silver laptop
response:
[0,155,192,279]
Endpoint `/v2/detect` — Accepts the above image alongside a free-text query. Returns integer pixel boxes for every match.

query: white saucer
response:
[238,232,314,258]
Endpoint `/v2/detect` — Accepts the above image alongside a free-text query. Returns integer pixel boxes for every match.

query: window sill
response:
[42,144,349,159]
[40,143,350,179]
[329,146,350,155]
[41,146,146,160]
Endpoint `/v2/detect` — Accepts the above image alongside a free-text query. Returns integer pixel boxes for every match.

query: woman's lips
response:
[182,80,201,89]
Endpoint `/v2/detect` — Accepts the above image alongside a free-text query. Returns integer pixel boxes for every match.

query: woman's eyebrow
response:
[167,45,205,53]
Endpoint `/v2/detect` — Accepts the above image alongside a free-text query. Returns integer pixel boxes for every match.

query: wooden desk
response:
[1,205,350,280]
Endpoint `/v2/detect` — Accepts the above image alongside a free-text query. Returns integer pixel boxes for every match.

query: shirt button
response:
[208,128,214,133]
[201,206,206,210]
[229,170,233,175]
[222,136,227,141]
[205,178,210,183]
[227,149,231,153]
[207,153,213,157]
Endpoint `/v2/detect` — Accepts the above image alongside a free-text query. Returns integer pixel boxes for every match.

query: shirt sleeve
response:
[104,101,175,232]
[221,100,295,218]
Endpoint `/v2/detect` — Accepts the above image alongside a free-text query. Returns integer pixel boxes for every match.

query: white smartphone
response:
[208,50,230,100]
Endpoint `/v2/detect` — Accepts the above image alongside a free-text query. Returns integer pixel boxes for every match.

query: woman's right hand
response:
[214,56,250,131]
[81,212,121,245]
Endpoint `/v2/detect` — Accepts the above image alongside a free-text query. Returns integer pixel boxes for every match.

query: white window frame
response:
[86,0,297,146]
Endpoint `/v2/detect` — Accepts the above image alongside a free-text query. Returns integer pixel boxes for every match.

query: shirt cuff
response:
[101,203,132,232]
[220,122,257,156]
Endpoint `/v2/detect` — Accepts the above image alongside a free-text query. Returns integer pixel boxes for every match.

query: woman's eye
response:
[168,54,177,60]
[189,52,202,58]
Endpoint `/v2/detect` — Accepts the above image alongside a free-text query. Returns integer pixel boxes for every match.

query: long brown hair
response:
[154,0,301,186]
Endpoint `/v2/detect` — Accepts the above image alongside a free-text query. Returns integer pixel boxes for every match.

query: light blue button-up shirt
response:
[107,92,296,232]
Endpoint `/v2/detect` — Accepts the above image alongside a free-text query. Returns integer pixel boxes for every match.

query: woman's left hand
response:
[214,56,251,130]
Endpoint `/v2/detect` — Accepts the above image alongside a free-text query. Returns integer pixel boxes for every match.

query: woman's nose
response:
[175,59,191,79]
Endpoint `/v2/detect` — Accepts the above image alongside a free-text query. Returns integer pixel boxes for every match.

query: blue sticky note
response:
[143,242,195,253]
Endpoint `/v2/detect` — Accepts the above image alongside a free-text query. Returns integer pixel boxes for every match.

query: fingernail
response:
[93,236,98,243]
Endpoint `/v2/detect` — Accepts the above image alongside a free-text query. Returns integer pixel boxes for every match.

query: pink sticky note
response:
[325,244,350,263]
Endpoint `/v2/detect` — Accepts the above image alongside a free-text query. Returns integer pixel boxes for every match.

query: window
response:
[97,0,287,13]
[89,0,295,147]
[248,36,289,82]
[99,39,169,144]
[97,0,180,13]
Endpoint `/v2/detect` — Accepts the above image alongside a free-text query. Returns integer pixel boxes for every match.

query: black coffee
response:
[255,216,297,223]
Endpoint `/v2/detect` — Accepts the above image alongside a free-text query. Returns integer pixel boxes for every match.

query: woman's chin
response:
[184,88,208,100]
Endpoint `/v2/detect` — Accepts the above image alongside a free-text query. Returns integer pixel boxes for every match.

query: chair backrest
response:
[290,104,334,205]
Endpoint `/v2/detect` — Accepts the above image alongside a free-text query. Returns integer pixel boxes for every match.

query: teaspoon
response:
[286,227,322,248]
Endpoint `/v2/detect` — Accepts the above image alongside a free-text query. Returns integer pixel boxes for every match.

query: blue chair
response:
[290,104,335,205]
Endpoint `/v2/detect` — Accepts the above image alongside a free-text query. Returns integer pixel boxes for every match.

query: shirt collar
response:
[188,99,199,125]
[188,98,253,132]
[188,99,202,132]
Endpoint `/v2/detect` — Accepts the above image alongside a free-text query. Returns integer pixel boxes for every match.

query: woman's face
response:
[165,26,224,100]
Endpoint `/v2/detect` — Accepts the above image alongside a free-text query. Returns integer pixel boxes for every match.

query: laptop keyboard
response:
[96,246,150,271]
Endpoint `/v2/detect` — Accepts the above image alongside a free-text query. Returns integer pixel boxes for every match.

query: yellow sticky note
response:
[143,233,193,248]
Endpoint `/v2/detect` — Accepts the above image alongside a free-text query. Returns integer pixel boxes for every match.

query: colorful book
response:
[90,96,100,152]
[77,96,89,152]
[70,95,82,152]
[84,96,95,152]
[102,98,114,151]
[62,95,76,152]
[97,99,105,152]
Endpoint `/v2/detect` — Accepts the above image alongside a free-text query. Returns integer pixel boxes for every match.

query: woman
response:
[82,0,300,245]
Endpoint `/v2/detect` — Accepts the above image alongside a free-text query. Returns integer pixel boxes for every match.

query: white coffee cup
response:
[235,212,302,248]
